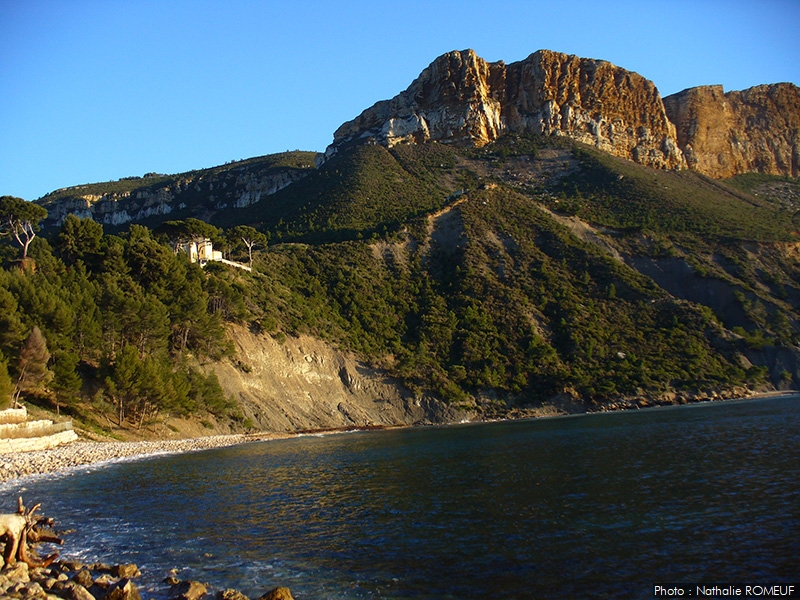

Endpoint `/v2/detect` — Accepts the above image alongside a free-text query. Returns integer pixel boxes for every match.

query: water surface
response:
[4,396,799,598]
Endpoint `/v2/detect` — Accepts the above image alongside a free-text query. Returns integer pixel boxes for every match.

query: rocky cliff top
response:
[663,82,800,178]
[333,49,506,149]
[34,49,800,232]
[328,49,685,170]
[328,48,800,179]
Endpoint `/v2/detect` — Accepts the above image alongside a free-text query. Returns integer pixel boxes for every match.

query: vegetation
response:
[0,216,238,430]
[2,134,798,433]
[246,185,767,405]
[0,196,48,260]
[234,143,452,242]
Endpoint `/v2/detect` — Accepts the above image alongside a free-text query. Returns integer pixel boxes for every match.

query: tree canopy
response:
[159,218,223,250]
[227,225,268,267]
[0,196,48,260]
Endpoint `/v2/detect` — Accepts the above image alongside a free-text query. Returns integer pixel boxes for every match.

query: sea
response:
[2,394,798,599]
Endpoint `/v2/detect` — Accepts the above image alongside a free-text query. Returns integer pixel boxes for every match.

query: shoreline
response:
[0,392,795,600]
[0,433,281,484]
[1,391,797,485]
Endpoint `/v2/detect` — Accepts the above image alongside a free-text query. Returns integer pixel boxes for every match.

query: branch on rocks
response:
[0,496,61,568]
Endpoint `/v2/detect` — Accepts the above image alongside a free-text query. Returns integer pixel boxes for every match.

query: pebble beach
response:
[0,433,300,599]
[0,434,263,483]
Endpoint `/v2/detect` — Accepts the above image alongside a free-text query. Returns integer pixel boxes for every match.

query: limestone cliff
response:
[38,152,316,229]
[327,49,685,170]
[503,50,683,169]
[663,83,800,178]
[332,49,505,150]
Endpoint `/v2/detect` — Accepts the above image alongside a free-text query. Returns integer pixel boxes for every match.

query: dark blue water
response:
[3,396,799,599]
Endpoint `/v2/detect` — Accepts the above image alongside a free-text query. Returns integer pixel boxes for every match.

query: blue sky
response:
[2,0,799,201]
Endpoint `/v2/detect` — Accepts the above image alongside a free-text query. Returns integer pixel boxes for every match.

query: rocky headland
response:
[37,48,799,230]
[326,48,799,179]
[326,49,685,171]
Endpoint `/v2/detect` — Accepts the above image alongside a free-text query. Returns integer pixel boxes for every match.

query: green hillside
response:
[235,143,454,241]
[3,135,799,434]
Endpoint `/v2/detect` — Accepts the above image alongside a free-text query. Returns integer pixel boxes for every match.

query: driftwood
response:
[0,497,60,568]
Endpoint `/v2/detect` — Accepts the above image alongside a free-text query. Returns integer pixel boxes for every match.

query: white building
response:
[179,238,251,271]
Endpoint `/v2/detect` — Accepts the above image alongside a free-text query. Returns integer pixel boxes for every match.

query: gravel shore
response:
[0,434,263,483]
[0,433,298,600]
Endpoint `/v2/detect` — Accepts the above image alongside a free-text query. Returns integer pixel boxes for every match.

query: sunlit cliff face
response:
[329,49,686,171]
[329,48,800,180]
[663,83,800,179]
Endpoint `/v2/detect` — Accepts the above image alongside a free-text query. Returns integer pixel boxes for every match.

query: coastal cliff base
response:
[210,324,474,432]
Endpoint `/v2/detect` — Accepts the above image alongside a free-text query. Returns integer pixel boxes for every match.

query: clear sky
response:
[2,0,799,201]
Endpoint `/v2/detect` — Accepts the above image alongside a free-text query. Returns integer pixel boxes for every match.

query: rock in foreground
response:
[0,559,296,600]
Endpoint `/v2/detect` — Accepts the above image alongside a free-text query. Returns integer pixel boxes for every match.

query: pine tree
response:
[0,358,13,410]
[0,285,25,356]
[56,214,103,265]
[104,344,141,426]
[14,326,52,406]
[0,196,48,260]
[51,350,82,415]
[227,225,268,267]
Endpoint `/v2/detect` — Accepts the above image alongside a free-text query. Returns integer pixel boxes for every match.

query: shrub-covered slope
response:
[3,135,799,435]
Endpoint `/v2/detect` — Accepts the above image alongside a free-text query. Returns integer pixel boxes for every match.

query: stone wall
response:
[0,408,27,425]
[0,429,78,454]
[0,407,78,454]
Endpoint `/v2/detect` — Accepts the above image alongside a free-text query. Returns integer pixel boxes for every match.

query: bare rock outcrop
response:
[331,49,505,150]
[212,324,474,432]
[663,83,800,178]
[327,49,685,170]
[503,50,684,169]
[38,155,315,229]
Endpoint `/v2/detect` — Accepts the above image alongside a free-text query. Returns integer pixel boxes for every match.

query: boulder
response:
[66,581,96,600]
[71,569,94,588]
[60,561,86,572]
[93,573,116,588]
[112,564,141,579]
[8,581,27,595]
[169,579,208,600]
[258,587,294,600]
[41,576,58,590]
[4,560,30,582]
[216,589,250,600]
[21,580,45,597]
[105,578,142,600]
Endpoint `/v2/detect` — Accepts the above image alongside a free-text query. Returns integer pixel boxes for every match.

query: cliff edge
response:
[211,324,474,432]
[327,49,685,171]
[328,49,800,180]
[663,83,800,178]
